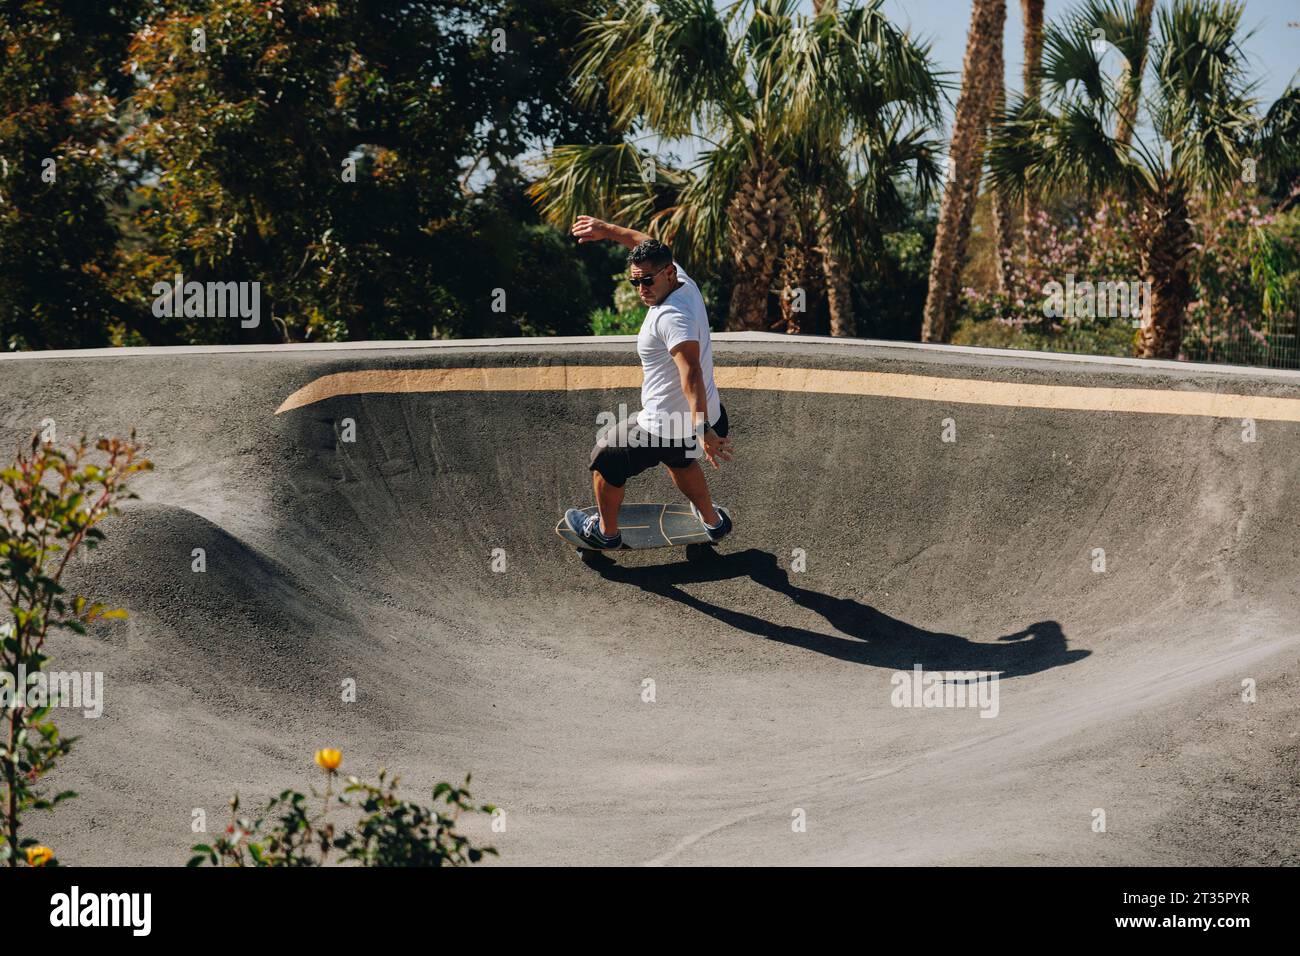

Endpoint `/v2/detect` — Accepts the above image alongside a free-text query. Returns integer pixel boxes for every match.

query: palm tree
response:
[802,0,944,334]
[991,0,1293,359]
[921,0,1006,343]
[1021,0,1045,243]
[779,0,944,334]
[808,0,844,334]
[529,0,942,333]
[990,27,1013,293]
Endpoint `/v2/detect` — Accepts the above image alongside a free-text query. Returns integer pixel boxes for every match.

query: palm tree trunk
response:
[1021,0,1044,251]
[809,0,852,336]
[991,190,1013,295]
[1136,187,1194,360]
[922,0,1006,343]
[815,188,855,336]
[1116,0,1154,146]
[989,32,1012,295]
[1021,0,1044,103]
[726,157,793,331]
[778,209,825,334]
[820,233,854,336]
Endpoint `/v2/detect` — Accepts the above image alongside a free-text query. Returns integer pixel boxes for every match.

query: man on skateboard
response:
[565,215,734,550]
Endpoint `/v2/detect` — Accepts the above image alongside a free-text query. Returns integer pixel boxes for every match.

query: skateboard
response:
[556,503,729,563]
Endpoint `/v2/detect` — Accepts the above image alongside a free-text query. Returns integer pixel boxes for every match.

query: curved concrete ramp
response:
[4,334,1299,865]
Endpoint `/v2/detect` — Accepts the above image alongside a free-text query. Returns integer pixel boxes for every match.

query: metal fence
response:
[1180,312,1300,369]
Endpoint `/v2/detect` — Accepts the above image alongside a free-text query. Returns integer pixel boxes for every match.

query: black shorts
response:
[589,404,730,488]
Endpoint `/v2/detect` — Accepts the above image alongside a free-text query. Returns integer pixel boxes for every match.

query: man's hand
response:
[571,215,611,244]
[701,428,733,469]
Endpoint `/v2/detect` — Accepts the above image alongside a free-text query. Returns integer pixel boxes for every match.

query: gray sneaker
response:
[565,508,622,550]
[690,502,732,543]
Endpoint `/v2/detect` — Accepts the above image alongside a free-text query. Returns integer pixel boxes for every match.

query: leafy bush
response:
[1182,199,1300,367]
[951,312,1137,356]
[590,307,644,335]
[612,273,643,315]
[956,199,1157,356]
[1,433,150,867]
[191,750,497,867]
[854,213,937,341]
[509,224,598,336]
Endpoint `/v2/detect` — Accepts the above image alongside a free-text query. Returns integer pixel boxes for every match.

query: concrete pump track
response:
[3,332,1298,865]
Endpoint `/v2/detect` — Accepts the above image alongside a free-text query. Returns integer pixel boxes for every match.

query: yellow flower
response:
[26,845,53,867]
[314,748,342,772]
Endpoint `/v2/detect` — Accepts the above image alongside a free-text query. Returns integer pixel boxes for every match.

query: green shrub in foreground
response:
[1,433,150,867]
[191,750,497,867]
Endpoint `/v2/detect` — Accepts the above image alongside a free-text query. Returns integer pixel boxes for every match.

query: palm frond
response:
[1090,0,1155,80]
[739,0,801,102]
[783,0,944,137]
[527,143,676,231]
[989,93,1141,200]
[1150,0,1260,192]
[848,108,944,220]
[652,135,750,268]
[1151,0,1253,111]
[1041,5,1110,106]
[989,95,1056,200]
[1249,222,1300,321]
[572,0,741,140]
[1259,84,1300,176]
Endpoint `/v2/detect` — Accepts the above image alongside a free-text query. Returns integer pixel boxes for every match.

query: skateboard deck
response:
[556,503,726,554]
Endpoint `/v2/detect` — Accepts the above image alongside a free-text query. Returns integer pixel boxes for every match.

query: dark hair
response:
[627,238,673,270]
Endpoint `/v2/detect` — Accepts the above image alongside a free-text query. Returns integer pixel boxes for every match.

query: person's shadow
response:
[589,548,1088,678]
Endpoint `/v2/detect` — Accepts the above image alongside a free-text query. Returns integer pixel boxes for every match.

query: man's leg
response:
[592,470,625,537]
[589,417,648,541]
[666,461,721,526]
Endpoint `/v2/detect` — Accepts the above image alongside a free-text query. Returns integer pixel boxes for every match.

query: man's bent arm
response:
[599,222,652,249]
[572,215,652,250]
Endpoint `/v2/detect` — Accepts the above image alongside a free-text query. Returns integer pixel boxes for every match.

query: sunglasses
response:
[628,264,670,287]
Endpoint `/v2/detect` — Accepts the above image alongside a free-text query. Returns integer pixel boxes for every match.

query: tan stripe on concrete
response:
[274,365,1300,421]
[275,366,642,413]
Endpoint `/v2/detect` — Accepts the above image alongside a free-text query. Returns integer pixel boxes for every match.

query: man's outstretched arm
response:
[571,215,651,250]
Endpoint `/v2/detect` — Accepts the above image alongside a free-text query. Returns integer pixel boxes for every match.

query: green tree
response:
[118,0,480,344]
[2,0,618,351]
[780,0,944,334]
[0,1,145,350]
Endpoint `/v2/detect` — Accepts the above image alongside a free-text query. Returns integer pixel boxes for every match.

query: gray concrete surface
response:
[3,336,1298,865]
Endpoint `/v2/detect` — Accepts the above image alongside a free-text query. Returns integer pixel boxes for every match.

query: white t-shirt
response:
[635,263,721,438]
